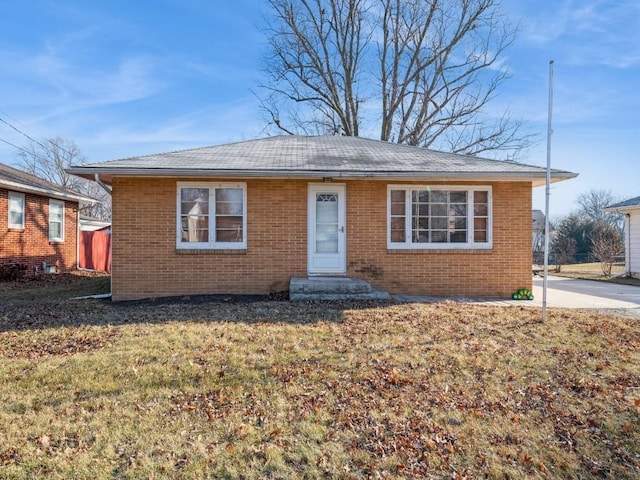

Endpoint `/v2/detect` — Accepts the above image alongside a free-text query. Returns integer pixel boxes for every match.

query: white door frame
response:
[307,183,346,275]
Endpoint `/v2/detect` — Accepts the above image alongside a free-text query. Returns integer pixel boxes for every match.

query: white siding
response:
[629,211,640,276]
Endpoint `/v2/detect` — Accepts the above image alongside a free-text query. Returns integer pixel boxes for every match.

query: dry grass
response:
[551,263,640,286]
[0,275,639,479]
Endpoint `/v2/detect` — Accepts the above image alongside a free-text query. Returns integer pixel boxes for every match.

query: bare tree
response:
[260,0,532,159]
[551,228,576,273]
[575,189,624,232]
[591,223,624,277]
[16,137,111,221]
[261,0,369,136]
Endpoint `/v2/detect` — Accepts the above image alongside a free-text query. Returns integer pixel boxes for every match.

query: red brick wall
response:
[111,177,532,300]
[0,188,79,274]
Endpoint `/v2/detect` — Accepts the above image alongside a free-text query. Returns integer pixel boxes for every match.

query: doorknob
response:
[339,226,345,233]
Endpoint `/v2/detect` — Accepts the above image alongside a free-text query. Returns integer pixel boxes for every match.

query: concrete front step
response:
[289,276,390,301]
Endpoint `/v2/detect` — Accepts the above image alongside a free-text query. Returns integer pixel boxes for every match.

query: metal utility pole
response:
[542,60,554,322]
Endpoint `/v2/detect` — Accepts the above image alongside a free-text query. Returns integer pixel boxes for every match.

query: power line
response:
[0,116,50,152]
[0,136,32,156]
[0,114,81,160]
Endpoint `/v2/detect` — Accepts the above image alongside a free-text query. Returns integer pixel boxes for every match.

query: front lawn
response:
[0,277,638,478]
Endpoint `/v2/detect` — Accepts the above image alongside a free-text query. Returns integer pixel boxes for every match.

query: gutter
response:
[67,167,578,186]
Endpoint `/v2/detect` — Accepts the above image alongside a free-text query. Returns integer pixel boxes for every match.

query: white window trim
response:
[8,192,25,229]
[387,185,493,250]
[176,182,247,250]
[49,199,65,242]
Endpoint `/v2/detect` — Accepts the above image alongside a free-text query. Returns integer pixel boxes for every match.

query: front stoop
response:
[289,277,390,301]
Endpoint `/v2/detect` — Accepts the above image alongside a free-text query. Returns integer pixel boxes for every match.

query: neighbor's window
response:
[177,182,247,249]
[388,186,492,249]
[49,200,65,242]
[8,192,25,229]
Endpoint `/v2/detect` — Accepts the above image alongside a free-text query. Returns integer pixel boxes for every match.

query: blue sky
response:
[0,0,638,217]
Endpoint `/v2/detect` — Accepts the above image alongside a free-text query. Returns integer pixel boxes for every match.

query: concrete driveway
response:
[530,275,640,311]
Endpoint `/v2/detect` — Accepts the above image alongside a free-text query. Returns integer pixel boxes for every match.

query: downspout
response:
[626,213,631,275]
[94,173,112,194]
[76,201,80,271]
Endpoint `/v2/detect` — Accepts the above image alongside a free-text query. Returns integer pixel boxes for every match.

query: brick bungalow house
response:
[1,163,95,274]
[68,136,577,301]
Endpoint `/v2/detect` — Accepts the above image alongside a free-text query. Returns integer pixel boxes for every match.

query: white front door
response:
[308,184,346,275]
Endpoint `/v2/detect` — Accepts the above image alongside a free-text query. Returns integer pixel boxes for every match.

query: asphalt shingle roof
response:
[68,135,576,185]
[0,162,95,202]
[604,195,640,210]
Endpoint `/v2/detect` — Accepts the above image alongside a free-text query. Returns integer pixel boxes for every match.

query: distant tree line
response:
[545,189,624,277]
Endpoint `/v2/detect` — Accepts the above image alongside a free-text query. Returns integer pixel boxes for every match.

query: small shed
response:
[603,196,640,277]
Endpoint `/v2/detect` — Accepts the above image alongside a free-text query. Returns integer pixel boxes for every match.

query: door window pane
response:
[316,193,338,253]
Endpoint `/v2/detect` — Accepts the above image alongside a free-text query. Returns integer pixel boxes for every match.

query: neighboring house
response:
[68,135,577,301]
[603,195,640,277]
[532,209,546,261]
[0,163,95,274]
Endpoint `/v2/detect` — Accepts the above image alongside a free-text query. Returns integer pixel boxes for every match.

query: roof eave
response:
[602,204,640,212]
[0,179,96,204]
[67,167,577,187]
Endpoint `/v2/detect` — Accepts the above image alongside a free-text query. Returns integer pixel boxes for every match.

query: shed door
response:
[308,184,346,275]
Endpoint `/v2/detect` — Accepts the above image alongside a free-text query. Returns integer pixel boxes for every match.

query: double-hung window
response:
[49,200,65,242]
[177,182,247,249]
[8,192,25,229]
[388,186,491,249]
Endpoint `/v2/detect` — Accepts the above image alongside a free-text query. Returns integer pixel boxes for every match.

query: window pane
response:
[316,224,338,253]
[414,231,429,243]
[216,188,243,215]
[181,188,209,243]
[454,218,467,230]
[474,191,488,203]
[10,210,23,225]
[431,217,447,230]
[451,204,467,216]
[182,216,208,242]
[474,204,488,216]
[391,230,405,242]
[390,190,405,202]
[431,190,447,203]
[474,230,487,242]
[390,190,407,243]
[394,187,488,247]
[412,190,429,203]
[50,223,62,239]
[473,191,489,244]
[216,188,243,203]
[431,231,447,243]
[450,191,467,203]
[450,231,466,242]
[431,204,447,217]
[216,216,243,242]
[9,195,24,226]
[390,203,405,215]
[391,217,405,229]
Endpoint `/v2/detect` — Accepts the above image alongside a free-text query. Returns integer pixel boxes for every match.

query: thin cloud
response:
[518,0,640,68]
